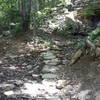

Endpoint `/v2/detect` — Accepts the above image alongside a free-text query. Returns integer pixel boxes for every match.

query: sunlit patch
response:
[4,91,14,96]
[21,80,60,97]
[9,66,17,70]
[77,90,91,100]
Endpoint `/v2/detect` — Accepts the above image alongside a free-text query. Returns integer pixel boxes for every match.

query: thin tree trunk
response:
[20,0,32,32]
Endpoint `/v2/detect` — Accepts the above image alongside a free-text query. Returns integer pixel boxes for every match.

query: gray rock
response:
[0,60,3,64]
[56,80,67,89]
[77,90,92,100]
[13,80,23,86]
[22,63,27,66]
[44,59,59,65]
[95,91,100,100]
[26,65,32,69]
[44,55,56,60]
[0,72,3,76]
[9,55,18,59]
[42,73,58,79]
[42,65,59,73]
[4,90,14,97]
[45,96,62,100]
[53,17,79,35]
[44,52,56,60]
[0,83,15,90]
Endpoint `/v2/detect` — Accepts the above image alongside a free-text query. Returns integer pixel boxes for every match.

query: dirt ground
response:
[0,33,100,100]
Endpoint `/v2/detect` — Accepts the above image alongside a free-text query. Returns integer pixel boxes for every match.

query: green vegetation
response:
[77,29,100,49]
[0,0,100,52]
[77,2,100,20]
[0,0,72,36]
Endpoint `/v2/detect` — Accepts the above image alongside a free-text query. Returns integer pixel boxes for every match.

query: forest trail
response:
[0,33,100,100]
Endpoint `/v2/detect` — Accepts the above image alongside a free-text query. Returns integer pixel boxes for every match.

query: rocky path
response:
[0,35,100,100]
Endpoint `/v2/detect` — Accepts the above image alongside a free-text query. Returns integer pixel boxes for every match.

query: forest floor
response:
[0,32,100,100]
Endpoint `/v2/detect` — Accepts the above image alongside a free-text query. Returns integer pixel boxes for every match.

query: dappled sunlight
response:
[21,80,60,97]
[3,79,60,98]
[0,0,100,100]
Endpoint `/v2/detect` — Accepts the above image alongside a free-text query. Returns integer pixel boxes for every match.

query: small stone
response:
[42,73,58,79]
[9,55,18,59]
[22,63,27,66]
[42,65,59,73]
[56,80,67,89]
[26,65,32,69]
[0,60,3,64]
[0,72,3,76]
[45,96,61,100]
[0,84,15,90]
[9,66,16,70]
[14,80,23,86]
[77,90,92,100]
[32,74,42,80]
[4,91,14,96]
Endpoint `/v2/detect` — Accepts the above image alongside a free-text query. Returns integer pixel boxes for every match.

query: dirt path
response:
[0,34,100,100]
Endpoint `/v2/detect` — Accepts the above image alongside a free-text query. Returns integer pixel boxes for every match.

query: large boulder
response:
[53,17,79,36]
[40,11,80,36]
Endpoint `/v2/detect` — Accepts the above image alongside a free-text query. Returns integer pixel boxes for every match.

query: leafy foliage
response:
[77,2,100,20]
[83,8,95,17]
[77,29,100,49]
[31,7,56,28]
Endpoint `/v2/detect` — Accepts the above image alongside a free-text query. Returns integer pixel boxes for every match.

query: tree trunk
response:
[20,0,32,32]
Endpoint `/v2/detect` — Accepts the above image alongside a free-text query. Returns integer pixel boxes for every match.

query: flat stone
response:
[22,63,27,66]
[44,59,59,65]
[32,74,42,80]
[9,55,18,59]
[9,66,16,70]
[45,96,61,100]
[42,73,58,79]
[26,65,32,69]
[56,80,67,89]
[43,52,56,60]
[0,83,15,90]
[77,90,91,100]
[4,91,14,96]
[13,80,23,86]
[44,61,58,66]
[42,65,59,73]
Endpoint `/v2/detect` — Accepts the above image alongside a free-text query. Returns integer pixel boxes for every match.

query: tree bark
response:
[20,0,32,32]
